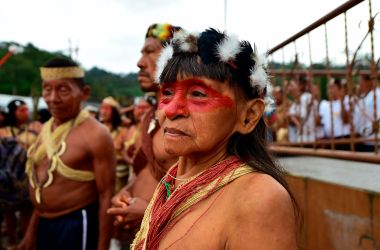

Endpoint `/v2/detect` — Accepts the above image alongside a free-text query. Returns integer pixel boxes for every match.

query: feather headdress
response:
[155,28,274,114]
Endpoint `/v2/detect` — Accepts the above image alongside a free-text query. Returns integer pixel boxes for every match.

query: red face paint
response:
[159,78,234,118]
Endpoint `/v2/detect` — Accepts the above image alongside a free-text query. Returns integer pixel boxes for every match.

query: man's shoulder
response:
[76,117,111,141]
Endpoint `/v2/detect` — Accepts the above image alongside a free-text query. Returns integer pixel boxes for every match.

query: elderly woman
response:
[132,28,298,250]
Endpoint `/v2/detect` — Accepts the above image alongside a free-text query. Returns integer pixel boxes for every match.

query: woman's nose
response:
[164,94,189,120]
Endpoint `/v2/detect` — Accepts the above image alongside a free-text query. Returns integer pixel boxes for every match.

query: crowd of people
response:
[0,22,328,250]
[269,74,380,151]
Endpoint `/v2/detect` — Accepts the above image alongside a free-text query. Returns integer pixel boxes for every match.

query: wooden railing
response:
[267,0,380,163]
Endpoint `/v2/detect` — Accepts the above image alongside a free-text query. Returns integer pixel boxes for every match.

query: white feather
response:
[264,96,275,113]
[173,29,189,44]
[217,34,241,62]
[155,45,174,84]
[250,66,268,90]
[180,43,191,52]
[173,30,199,52]
[266,82,273,96]
[255,52,268,67]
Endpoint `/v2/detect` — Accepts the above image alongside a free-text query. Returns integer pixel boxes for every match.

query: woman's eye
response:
[191,90,206,97]
[162,88,174,96]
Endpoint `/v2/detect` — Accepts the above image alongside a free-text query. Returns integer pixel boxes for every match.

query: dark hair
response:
[333,78,342,89]
[159,28,300,231]
[6,99,27,126]
[110,106,122,131]
[361,74,371,81]
[43,57,86,89]
[37,108,51,123]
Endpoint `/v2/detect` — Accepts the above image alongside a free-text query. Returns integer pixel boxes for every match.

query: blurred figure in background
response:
[271,85,290,142]
[319,78,350,142]
[0,107,7,128]
[0,100,40,249]
[99,96,130,192]
[287,76,317,143]
[354,74,380,151]
[0,100,40,148]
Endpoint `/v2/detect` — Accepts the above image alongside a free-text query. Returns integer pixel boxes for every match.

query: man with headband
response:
[131,28,298,249]
[18,57,116,250]
[107,23,181,247]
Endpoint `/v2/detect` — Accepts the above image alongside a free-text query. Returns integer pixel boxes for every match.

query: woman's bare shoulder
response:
[223,172,297,249]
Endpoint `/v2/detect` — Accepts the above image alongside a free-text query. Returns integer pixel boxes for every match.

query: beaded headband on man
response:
[145,23,182,44]
[155,28,274,113]
[40,66,84,81]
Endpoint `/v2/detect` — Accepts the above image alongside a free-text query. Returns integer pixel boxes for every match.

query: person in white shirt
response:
[319,78,350,139]
[287,76,317,143]
[354,74,380,151]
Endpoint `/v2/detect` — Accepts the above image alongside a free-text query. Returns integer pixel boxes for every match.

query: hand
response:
[123,145,136,165]
[109,189,132,223]
[107,196,148,229]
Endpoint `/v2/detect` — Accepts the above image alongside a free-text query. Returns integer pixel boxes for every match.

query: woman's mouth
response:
[164,127,188,136]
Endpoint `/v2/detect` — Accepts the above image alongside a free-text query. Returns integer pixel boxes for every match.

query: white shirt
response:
[288,92,317,142]
[354,88,380,144]
[319,99,350,138]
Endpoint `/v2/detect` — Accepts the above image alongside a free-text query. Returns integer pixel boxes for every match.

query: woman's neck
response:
[176,147,229,180]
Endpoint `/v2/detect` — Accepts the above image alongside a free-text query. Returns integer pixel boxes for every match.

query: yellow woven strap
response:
[171,164,253,221]
[29,109,90,164]
[25,109,91,204]
[124,129,140,148]
[131,183,162,250]
[130,164,254,250]
[55,142,95,181]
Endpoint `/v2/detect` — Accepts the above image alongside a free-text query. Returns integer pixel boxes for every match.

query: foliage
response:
[0,41,142,105]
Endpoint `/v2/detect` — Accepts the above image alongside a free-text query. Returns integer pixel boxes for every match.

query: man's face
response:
[157,77,241,157]
[137,37,163,92]
[42,79,89,123]
[359,76,371,95]
[15,104,29,124]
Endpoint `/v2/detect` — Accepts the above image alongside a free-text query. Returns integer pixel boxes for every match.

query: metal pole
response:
[344,12,356,152]
[368,0,379,153]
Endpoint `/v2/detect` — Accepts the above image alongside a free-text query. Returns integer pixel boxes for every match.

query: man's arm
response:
[89,126,116,250]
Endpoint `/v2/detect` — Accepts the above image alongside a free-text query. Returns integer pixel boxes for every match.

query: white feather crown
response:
[154,29,274,113]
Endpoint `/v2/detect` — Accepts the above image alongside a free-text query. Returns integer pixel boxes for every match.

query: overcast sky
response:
[1,0,378,74]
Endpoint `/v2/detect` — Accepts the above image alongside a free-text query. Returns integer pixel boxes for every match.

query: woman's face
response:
[157,77,243,157]
[15,104,30,124]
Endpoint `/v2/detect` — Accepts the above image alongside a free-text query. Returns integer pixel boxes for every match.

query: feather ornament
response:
[264,96,275,113]
[217,35,241,63]
[250,51,269,90]
[155,45,174,83]
[250,66,268,90]
[172,30,199,53]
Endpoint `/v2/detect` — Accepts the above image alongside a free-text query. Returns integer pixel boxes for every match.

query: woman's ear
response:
[236,99,265,134]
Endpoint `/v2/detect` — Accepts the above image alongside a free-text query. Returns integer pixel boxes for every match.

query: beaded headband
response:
[40,66,84,81]
[155,28,274,113]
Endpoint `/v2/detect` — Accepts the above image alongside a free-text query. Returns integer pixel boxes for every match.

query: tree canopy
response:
[0,42,142,105]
